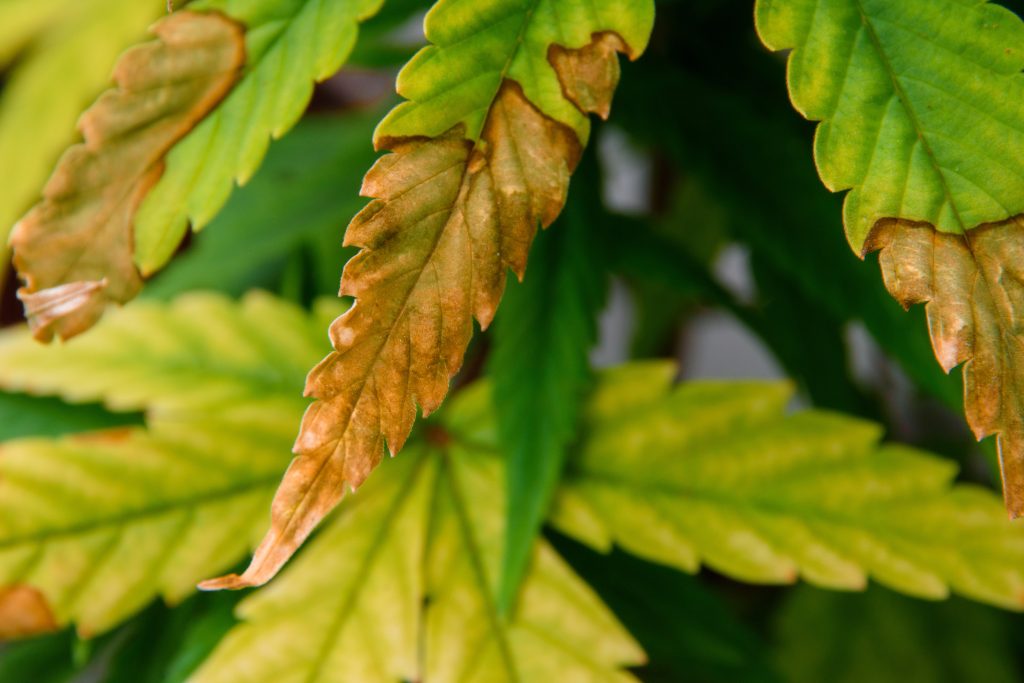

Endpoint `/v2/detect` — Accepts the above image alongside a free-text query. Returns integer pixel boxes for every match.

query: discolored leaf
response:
[211,2,655,590]
[0,586,57,640]
[133,0,386,273]
[755,0,1024,513]
[192,446,643,683]
[445,364,1024,610]
[11,11,245,341]
[0,293,342,637]
[0,0,160,283]
[865,219,1024,516]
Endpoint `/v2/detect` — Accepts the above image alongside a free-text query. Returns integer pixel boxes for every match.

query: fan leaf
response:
[441,363,1024,610]
[192,446,643,683]
[0,293,341,637]
[756,0,1024,514]
[210,0,655,590]
[10,11,245,342]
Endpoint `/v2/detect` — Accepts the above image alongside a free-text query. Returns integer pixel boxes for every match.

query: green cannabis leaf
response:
[489,160,607,613]
[212,0,657,592]
[756,0,1024,515]
[444,363,1024,610]
[192,446,644,683]
[557,364,1024,609]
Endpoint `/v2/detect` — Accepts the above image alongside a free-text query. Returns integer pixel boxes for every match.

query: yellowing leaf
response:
[214,0,655,591]
[192,446,644,683]
[755,0,1024,515]
[0,419,290,638]
[442,363,1024,611]
[0,292,342,637]
[10,11,245,342]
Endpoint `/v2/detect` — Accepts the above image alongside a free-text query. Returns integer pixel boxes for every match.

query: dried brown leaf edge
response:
[11,11,245,341]
[865,217,1024,518]
[202,33,636,590]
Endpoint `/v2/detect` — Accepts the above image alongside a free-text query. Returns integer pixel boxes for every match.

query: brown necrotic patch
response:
[865,217,1024,517]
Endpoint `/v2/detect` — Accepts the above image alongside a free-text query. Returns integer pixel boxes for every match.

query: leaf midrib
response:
[851,0,967,232]
[0,472,280,549]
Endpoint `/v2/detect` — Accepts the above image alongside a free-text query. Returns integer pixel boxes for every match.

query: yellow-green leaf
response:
[217,0,655,592]
[0,292,342,637]
[10,11,246,342]
[193,445,644,682]
[446,363,1024,611]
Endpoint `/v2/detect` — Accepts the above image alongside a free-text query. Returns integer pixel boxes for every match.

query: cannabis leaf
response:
[756,0,1024,514]
[0,293,341,637]
[210,0,656,591]
[0,419,289,639]
[537,363,1024,609]
[11,11,246,342]
[191,446,644,683]
[489,162,606,613]
[132,0,386,273]
[0,0,159,278]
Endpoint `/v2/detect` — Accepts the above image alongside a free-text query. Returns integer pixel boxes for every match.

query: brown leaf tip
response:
[549,32,631,120]
[864,216,1024,518]
[0,585,58,640]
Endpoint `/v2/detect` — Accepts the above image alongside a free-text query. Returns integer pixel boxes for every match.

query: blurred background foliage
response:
[2,0,1024,680]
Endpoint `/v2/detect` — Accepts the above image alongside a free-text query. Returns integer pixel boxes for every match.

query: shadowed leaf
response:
[208,0,655,590]
[10,11,245,341]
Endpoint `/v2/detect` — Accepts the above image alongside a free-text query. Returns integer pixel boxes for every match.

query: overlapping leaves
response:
[756,0,1024,515]
[218,0,657,591]
[10,0,386,339]
[446,363,1024,610]
[192,448,644,683]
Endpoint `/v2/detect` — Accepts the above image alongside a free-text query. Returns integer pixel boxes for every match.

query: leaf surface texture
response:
[451,363,1024,610]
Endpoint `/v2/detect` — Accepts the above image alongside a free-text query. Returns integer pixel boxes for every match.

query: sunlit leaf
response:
[0,293,341,637]
[445,363,1024,610]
